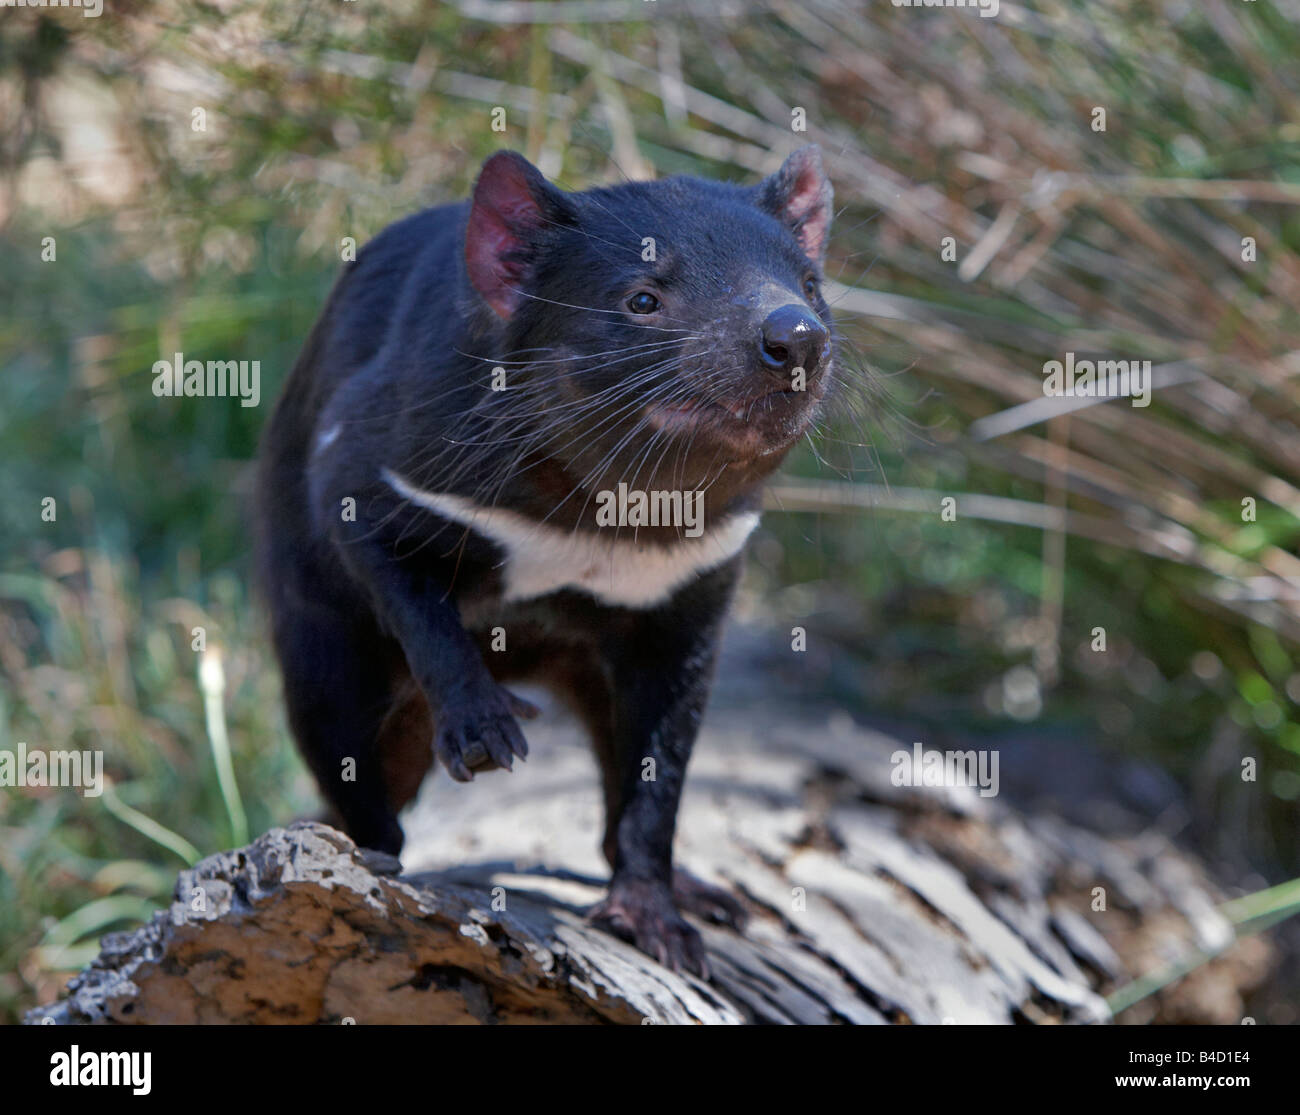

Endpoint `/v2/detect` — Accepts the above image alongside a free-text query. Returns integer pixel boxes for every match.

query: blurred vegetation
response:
[1,0,1299,1022]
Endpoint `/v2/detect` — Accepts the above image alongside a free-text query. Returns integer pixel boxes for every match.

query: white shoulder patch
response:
[382,468,758,609]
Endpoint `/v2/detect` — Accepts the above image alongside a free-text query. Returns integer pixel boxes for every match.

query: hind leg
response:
[273,602,408,855]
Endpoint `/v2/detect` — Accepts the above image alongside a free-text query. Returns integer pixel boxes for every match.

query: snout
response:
[759,304,829,382]
[643,299,831,463]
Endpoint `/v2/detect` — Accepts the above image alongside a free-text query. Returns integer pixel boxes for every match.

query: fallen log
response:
[26,701,1272,1024]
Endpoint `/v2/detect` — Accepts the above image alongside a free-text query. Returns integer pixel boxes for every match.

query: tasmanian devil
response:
[255,145,835,973]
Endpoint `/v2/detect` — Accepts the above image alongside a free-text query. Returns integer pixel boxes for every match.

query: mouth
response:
[646,387,820,460]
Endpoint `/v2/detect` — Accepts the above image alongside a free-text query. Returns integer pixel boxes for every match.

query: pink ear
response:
[465,151,564,319]
[758,145,834,263]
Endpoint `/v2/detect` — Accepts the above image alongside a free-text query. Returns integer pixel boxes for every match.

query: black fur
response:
[255,147,835,973]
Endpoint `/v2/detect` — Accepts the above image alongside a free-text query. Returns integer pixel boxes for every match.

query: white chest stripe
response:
[382,468,759,609]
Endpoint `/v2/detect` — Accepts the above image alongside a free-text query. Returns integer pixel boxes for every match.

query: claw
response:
[503,689,541,721]
[672,869,748,930]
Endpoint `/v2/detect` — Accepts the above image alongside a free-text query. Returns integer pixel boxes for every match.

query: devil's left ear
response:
[756,145,834,264]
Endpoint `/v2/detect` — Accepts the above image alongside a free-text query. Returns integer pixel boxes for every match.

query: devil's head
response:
[459,147,836,505]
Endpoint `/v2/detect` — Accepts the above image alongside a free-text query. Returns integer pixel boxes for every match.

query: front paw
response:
[434,685,537,781]
[591,877,708,977]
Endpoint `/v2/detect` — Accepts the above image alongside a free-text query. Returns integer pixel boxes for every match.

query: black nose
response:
[759,304,828,379]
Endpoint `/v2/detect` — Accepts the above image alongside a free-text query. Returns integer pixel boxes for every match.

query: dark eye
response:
[803,276,819,301]
[627,291,661,315]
